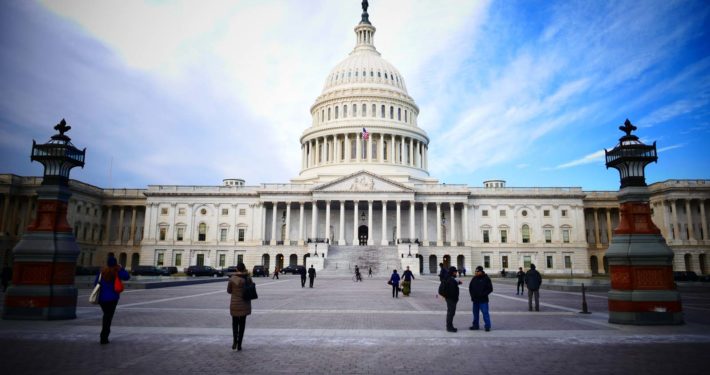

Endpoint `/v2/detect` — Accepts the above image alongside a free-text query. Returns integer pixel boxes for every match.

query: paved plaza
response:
[1,275,709,374]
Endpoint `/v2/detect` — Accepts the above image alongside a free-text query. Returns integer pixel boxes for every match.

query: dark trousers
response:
[392,283,399,298]
[446,299,457,329]
[301,276,306,287]
[272,272,279,279]
[231,315,247,348]
[528,289,540,311]
[517,281,525,294]
[99,300,118,342]
[309,276,315,288]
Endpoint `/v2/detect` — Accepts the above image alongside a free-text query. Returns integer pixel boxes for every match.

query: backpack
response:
[438,280,447,298]
[242,277,258,301]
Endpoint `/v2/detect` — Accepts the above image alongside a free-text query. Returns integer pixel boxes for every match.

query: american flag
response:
[362,127,369,140]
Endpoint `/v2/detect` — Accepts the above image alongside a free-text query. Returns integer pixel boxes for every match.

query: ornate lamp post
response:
[3,119,86,320]
[604,119,682,325]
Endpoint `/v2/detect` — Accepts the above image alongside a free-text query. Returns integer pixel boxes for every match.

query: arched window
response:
[327,107,331,121]
[198,223,207,242]
[398,108,401,121]
[362,103,367,116]
[335,106,339,119]
[381,105,385,118]
[370,70,374,77]
[522,224,530,243]
[321,109,324,123]
[385,72,388,79]
[343,105,347,118]
[390,106,394,119]
[378,71,381,78]
[372,104,376,117]
[352,104,357,117]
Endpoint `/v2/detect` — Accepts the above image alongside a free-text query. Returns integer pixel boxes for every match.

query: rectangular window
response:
[564,255,572,269]
[483,230,490,243]
[238,228,245,242]
[221,208,229,216]
[546,255,553,268]
[176,227,184,241]
[523,256,531,269]
[561,209,568,217]
[353,104,357,117]
[220,228,228,241]
[343,105,347,118]
[178,208,185,215]
[237,254,244,264]
[482,210,488,217]
[381,105,385,118]
[500,229,507,243]
[175,253,182,267]
[499,209,506,217]
[160,207,168,215]
[157,253,164,266]
[563,229,570,243]
[484,256,490,269]
[362,104,367,116]
[159,227,167,241]
[543,210,550,217]
[545,229,552,243]
[372,104,376,117]
[239,209,246,216]
[502,256,509,269]
[219,254,226,267]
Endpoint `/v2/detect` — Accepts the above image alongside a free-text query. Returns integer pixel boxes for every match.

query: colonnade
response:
[587,207,620,248]
[654,199,709,243]
[301,132,428,170]
[103,205,144,245]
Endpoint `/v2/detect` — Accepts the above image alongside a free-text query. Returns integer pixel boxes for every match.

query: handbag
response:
[387,280,392,285]
[114,274,124,294]
[89,274,101,304]
[242,277,258,301]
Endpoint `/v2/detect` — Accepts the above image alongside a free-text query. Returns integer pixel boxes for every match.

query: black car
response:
[281,265,306,275]
[252,265,267,277]
[160,266,179,275]
[185,265,224,277]
[222,266,239,277]
[132,265,170,276]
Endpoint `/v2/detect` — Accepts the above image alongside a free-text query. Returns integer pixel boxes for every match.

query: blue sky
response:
[0,0,708,190]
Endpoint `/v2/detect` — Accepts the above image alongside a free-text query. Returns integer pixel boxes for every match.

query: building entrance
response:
[358,225,368,246]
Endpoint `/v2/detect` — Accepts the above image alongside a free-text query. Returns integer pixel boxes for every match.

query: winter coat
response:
[525,269,542,291]
[308,267,317,279]
[402,270,414,281]
[444,276,460,302]
[94,267,130,303]
[299,267,307,278]
[468,273,493,303]
[389,272,400,285]
[227,272,252,317]
[438,267,449,282]
[516,271,525,283]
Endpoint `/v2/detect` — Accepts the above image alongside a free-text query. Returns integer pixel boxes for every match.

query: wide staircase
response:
[320,245,400,276]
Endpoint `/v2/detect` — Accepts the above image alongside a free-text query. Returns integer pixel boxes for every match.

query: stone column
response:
[0,194,10,233]
[129,206,138,245]
[356,132,361,162]
[285,202,291,244]
[270,203,277,245]
[368,201,374,245]
[450,203,456,245]
[381,200,388,245]
[436,203,442,246]
[325,201,331,244]
[409,201,415,240]
[422,203,428,246]
[390,135,395,164]
[311,201,318,240]
[700,200,708,241]
[104,206,113,244]
[339,201,346,245]
[379,134,384,162]
[662,200,672,240]
[334,136,340,163]
[409,138,414,166]
[298,202,305,245]
[593,208,601,248]
[352,201,359,245]
[396,201,401,242]
[671,200,679,241]
[463,204,469,243]
[367,136,372,162]
[606,208,613,244]
[686,200,695,242]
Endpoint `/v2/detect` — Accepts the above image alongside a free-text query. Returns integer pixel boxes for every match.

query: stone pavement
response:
[1,274,709,374]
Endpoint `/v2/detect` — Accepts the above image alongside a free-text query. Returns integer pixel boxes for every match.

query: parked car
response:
[280,265,306,275]
[673,271,699,282]
[252,265,267,277]
[160,266,179,275]
[185,265,224,277]
[222,266,239,277]
[132,265,170,276]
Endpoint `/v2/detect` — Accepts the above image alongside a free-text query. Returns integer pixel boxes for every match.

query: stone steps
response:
[321,246,400,276]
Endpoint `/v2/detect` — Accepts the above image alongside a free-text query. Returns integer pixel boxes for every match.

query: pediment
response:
[314,171,413,193]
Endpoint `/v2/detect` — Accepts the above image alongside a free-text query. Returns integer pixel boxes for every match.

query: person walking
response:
[525,264,543,311]
[468,266,493,331]
[354,265,362,282]
[1,265,12,292]
[443,266,462,332]
[94,255,130,345]
[272,266,279,279]
[227,262,252,351]
[389,269,401,298]
[308,265,317,288]
[401,266,415,296]
[438,263,449,282]
[368,267,373,278]
[516,267,525,295]
[299,265,307,288]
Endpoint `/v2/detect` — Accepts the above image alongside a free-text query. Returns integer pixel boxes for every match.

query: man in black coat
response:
[308,265,317,288]
[299,266,307,288]
[516,267,525,295]
[468,266,493,331]
[438,263,449,282]
[444,266,461,332]
[525,263,543,311]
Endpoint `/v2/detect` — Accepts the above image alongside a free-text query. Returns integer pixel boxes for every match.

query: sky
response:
[0,0,708,191]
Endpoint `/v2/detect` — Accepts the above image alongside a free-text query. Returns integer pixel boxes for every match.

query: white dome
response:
[322,49,409,95]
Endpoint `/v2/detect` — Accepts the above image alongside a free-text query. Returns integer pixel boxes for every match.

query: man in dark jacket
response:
[468,266,493,331]
[308,265,317,288]
[438,263,448,282]
[299,266,307,288]
[524,263,542,311]
[516,267,525,295]
[444,266,461,332]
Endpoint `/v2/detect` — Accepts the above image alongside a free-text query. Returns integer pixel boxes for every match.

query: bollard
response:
[579,283,591,314]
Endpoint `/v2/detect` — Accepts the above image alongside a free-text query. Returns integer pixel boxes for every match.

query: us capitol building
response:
[1,4,708,277]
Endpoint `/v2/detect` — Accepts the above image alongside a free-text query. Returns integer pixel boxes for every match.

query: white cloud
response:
[553,150,605,169]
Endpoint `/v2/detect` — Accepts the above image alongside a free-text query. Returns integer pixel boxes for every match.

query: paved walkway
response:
[1,275,709,374]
